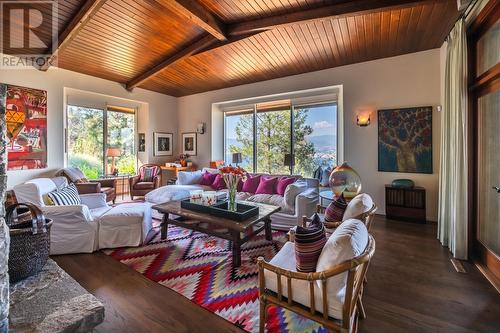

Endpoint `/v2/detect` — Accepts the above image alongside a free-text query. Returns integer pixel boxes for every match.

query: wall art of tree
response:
[378,106,432,173]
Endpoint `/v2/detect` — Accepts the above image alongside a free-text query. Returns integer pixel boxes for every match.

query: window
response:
[66,105,136,178]
[224,101,337,176]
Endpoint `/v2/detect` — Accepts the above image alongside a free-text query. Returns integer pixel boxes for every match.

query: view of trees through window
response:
[67,105,136,179]
[225,103,337,177]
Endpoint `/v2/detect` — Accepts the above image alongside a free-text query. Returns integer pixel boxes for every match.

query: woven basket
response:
[6,203,52,283]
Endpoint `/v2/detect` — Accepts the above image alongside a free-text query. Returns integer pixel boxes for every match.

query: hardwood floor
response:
[53,216,500,333]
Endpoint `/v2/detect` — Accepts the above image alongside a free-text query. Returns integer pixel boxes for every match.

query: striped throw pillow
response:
[47,183,81,206]
[294,214,327,272]
[141,166,158,182]
[324,193,347,223]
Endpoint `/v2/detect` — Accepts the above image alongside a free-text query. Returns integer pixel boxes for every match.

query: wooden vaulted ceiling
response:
[11,0,461,96]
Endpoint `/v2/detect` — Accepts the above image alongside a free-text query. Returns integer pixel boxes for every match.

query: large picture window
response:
[224,101,338,176]
[66,105,136,179]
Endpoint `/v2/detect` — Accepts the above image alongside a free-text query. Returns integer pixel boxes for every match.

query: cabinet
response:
[385,185,426,223]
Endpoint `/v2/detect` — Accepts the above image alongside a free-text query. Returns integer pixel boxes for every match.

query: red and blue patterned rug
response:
[104,225,327,333]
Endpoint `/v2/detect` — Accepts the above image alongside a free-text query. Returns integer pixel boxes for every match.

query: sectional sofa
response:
[145,168,320,230]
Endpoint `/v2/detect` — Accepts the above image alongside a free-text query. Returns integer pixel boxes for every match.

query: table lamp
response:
[106,147,121,175]
[284,153,295,174]
[232,153,242,166]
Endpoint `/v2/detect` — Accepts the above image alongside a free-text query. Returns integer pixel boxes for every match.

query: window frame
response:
[223,100,338,175]
[65,103,138,177]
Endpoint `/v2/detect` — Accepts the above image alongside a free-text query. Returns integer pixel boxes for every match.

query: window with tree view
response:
[67,105,136,179]
[224,102,337,177]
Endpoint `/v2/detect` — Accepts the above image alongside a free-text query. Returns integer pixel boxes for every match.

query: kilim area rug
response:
[104,224,327,333]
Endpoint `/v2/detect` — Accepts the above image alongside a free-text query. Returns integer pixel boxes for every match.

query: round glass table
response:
[319,190,334,208]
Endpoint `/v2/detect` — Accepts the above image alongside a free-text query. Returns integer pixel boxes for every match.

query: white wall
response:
[178,49,442,221]
[1,62,178,188]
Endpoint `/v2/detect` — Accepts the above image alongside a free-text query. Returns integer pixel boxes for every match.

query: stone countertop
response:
[9,259,104,333]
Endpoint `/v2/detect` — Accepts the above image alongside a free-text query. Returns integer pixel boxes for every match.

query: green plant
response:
[68,153,102,179]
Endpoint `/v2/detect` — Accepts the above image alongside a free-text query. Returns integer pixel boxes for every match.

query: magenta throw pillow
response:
[237,179,244,192]
[276,176,296,196]
[241,174,261,193]
[255,176,278,195]
[199,171,217,186]
[211,174,226,190]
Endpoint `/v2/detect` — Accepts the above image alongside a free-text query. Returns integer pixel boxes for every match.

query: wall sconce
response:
[356,115,371,127]
[196,122,206,134]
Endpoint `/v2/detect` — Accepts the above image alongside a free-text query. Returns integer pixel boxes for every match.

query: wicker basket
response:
[6,203,52,283]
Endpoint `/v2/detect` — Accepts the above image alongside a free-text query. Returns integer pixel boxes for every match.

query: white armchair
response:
[13,177,110,255]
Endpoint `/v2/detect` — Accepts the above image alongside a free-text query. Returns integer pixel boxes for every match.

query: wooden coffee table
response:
[152,201,281,267]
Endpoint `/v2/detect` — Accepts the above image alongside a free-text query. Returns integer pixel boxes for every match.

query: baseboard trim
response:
[474,260,500,293]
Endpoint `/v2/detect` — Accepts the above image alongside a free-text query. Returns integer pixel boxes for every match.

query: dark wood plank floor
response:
[53,216,500,333]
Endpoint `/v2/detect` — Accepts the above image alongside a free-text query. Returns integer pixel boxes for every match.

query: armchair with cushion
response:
[13,177,112,255]
[56,167,117,203]
[129,164,161,200]
[258,219,375,333]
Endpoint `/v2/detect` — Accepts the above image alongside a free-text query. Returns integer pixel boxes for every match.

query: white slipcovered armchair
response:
[13,177,111,255]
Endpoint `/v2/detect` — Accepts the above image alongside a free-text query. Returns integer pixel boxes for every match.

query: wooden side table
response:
[160,165,196,186]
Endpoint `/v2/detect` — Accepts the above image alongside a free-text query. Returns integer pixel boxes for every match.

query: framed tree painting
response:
[5,84,47,170]
[154,132,173,156]
[378,106,432,174]
[182,132,197,156]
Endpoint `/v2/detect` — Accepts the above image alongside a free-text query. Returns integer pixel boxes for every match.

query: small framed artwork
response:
[154,132,173,156]
[138,133,145,152]
[182,132,197,156]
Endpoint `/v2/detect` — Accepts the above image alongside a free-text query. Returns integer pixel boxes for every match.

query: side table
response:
[98,173,131,200]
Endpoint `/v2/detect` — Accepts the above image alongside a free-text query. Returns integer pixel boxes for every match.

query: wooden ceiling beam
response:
[157,0,227,41]
[126,34,217,91]
[40,0,107,71]
[228,0,444,36]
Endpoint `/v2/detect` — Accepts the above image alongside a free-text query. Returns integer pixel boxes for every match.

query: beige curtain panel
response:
[438,18,468,260]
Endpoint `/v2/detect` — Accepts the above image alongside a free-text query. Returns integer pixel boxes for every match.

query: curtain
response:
[438,19,468,260]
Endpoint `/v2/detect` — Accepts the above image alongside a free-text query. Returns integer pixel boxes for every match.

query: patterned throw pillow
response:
[324,193,347,223]
[141,166,157,182]
[47,183,81,206]
[294,214,327,272]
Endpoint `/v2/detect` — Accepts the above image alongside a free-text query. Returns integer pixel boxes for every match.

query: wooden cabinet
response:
[385,185,426,223]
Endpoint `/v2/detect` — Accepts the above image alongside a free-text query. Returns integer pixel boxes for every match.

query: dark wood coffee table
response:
[152,201,281,267]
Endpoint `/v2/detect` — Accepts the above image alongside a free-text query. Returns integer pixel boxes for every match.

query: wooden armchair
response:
[302,204,378,231]
[258,235,375,333]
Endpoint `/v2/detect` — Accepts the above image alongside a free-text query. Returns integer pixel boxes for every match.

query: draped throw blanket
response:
[438,18,468,260]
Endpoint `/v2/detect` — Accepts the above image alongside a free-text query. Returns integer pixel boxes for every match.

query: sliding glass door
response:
[67,106,104,179]
[67,105,136,179]
[107,108,136,175]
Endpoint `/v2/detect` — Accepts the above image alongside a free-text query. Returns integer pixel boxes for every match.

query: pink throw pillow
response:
[237,179,244,192]
[211,174,226,190]
[200,171,217,186]
[276,176,296,196]
[255,176,278,195]
[241,174,261,193]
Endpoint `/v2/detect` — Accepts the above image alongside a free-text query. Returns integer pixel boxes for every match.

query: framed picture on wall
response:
[378,106,432,174]
[182,132,197,156]
[154,132,173,156]
[138,133,145,152]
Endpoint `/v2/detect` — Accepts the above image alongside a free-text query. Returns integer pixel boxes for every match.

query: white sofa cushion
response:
[14,178,57,207]
[264,242,342,319]
[316,219,368,317]
[246,194,292,214]
[145,184,209,204]
[343,193,373,221]
[283,180,308,207]
[177,170,203,185]
[201,167,219,174]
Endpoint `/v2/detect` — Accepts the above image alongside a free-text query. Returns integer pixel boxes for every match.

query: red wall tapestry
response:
[5,84,47,170]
